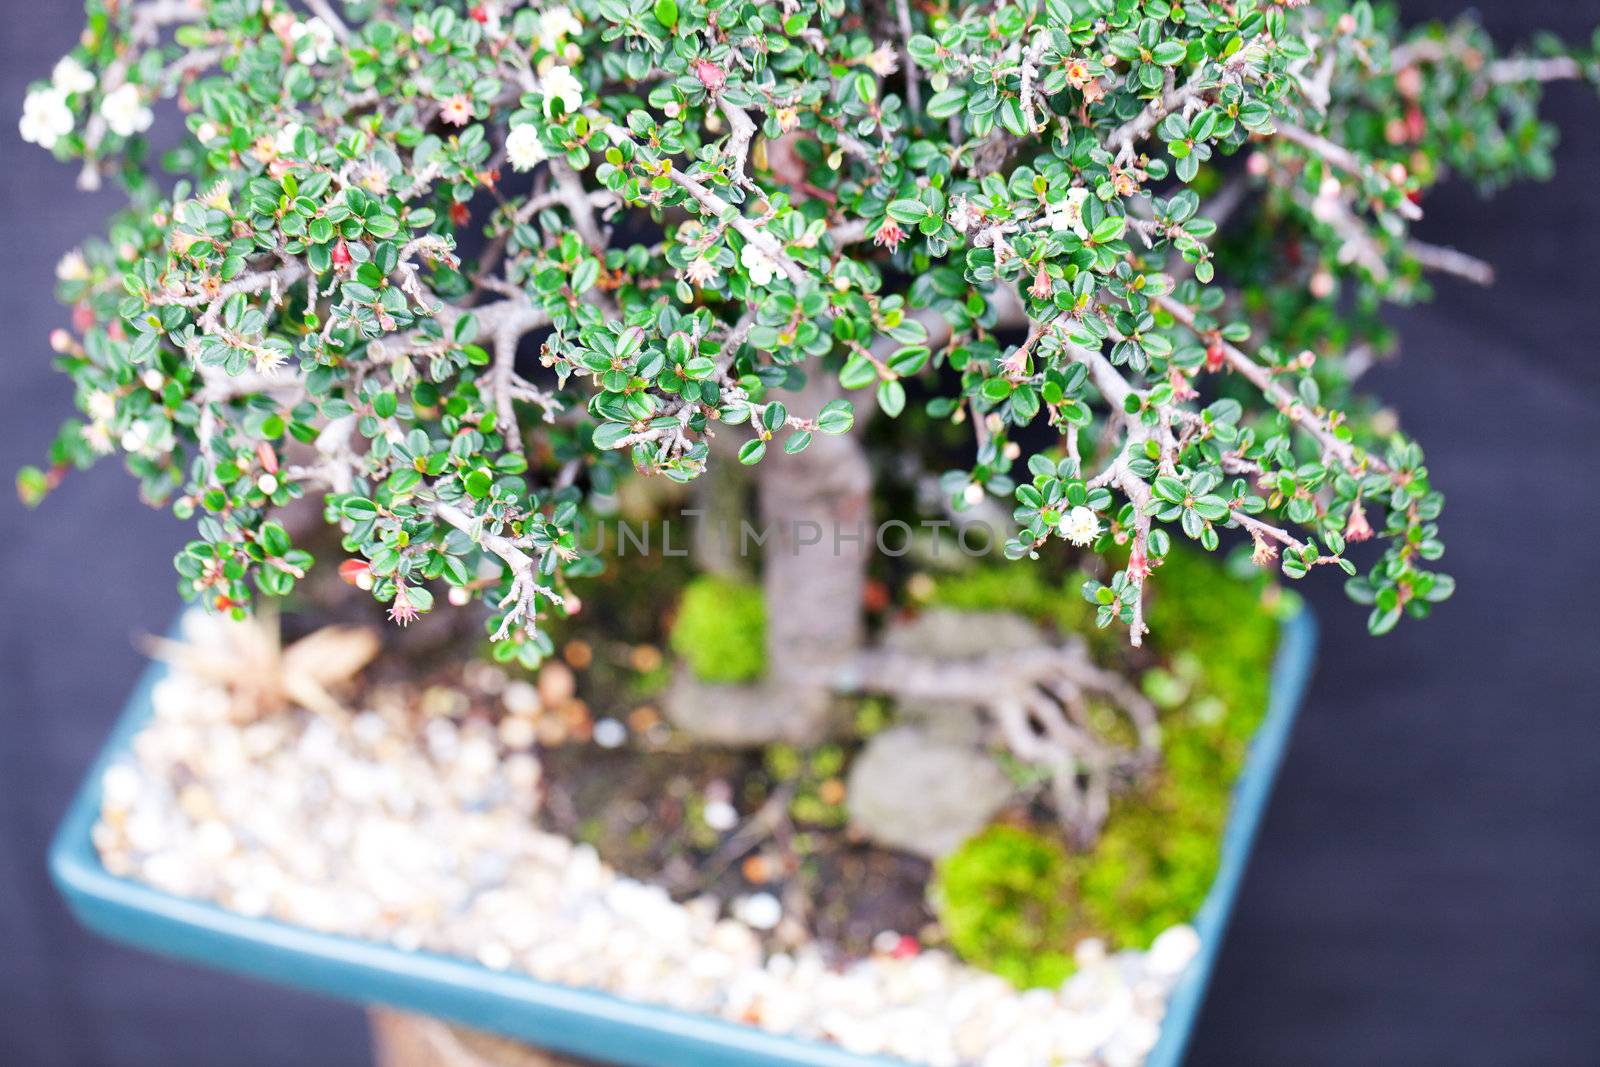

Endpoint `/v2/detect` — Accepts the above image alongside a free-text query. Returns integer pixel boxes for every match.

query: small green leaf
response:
[15,466,49,508]
[876,379,906,417]
[816,398,855,434]
[886,198,931,224]
[592,422,633,449]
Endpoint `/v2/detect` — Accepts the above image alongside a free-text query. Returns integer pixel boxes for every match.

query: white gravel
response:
[93,612,1201,1067]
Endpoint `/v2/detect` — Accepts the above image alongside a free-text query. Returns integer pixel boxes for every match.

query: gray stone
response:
[878,610,1048,744]
[845,726,1015,859]
[880,609,1047,659]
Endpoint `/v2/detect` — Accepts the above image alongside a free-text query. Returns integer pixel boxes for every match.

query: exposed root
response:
[661,670,843,748]
[845,640,1160,848]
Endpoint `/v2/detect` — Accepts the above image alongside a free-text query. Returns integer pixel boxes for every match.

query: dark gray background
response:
[3,2,1597,1064]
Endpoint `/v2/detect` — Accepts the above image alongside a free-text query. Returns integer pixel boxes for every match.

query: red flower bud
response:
[1205,341,1225,373]
[1404,105,1426,143]
[331,239,353,270]
[256,442,279,474]
[1127,541,1152,582]
[338,559,372,587]
[693,59,726,93]
[1029,264,1052,300]
[1344,501,1374,543]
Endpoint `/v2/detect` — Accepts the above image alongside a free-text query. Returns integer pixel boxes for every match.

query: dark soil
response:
[292,519,949,964]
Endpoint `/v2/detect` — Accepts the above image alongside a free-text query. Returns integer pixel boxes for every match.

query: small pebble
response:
[702,799,739,832]
[592,718,627,749]
[502,680,540,716]
[498,714,537,750]
[734,892,783,931]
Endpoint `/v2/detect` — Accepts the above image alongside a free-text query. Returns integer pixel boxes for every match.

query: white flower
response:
[56,249,90,282]
[1048,186,1091,240]
[273,122,302,157]
[82,421,114,456]
[946,194,982,235]
[537,7,582,51]
[195,120,219,144]
[505,124,547,171]
[19,86,74,150]
[540,65,584,117]
[290,17,338,64]
[1059,505,1101,547]
[740,243,778,287]
[85,389,117,421]
[683,255,720,288]
[99,83,153,138]
[52,56,96,95]
[119,421,154,456]
[863,46,898,78]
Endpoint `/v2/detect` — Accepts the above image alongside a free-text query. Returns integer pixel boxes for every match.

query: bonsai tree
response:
[20,0,1597,844]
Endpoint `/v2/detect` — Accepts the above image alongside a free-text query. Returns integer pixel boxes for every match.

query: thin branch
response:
[433,501,566,640]
[300,0,350,40]
[1275,120,1423,221]
[1155,294,1388,477]
[1405,239,1494,285]
[549,159,609,252]
[894,0,922,115]
[1110,67,1209,160]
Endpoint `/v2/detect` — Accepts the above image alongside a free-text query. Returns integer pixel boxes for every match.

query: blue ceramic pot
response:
[51,611,1316,1067]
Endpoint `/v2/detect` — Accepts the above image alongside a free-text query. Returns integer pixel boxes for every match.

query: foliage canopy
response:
[18,0,1599,662]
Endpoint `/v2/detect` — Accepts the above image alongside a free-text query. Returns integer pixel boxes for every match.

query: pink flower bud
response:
[693,59,726,93]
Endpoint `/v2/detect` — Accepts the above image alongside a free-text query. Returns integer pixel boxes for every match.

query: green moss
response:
[1071,547,1287,948]
[922,547,1289,972]
[669,575,766,684]
[933,826,1076,989]
[919,562,1094,637]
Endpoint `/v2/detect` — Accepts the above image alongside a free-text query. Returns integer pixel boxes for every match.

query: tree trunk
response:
[689,432,753,580]
[758,371,872,693]
[662,372,873,746]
